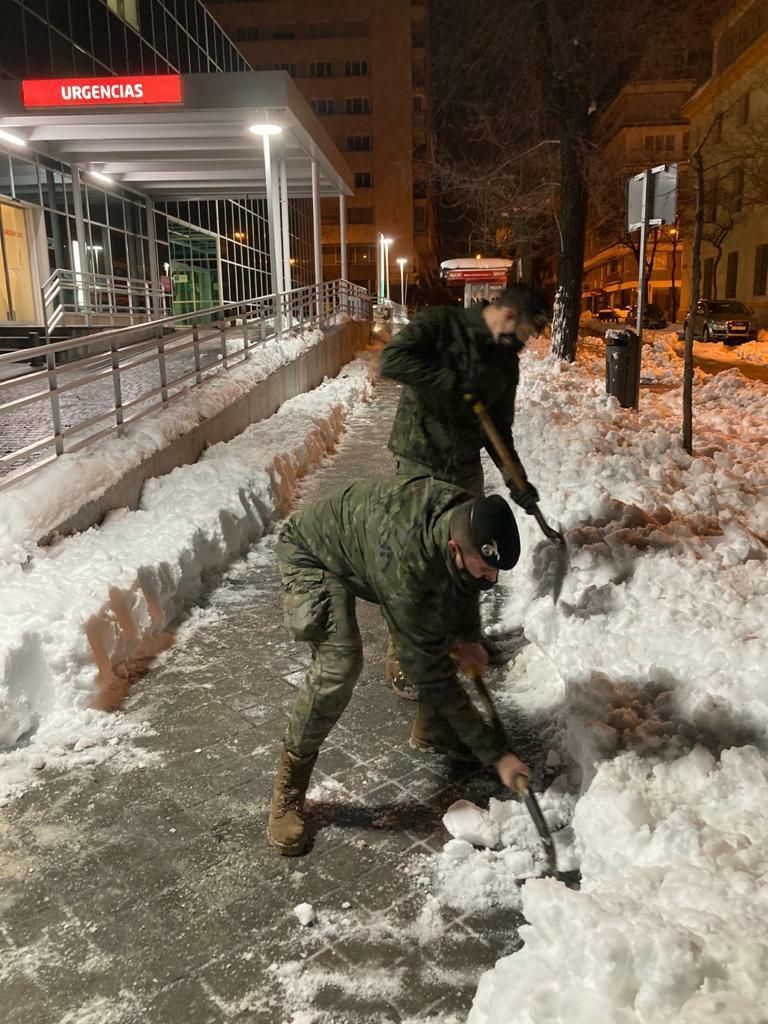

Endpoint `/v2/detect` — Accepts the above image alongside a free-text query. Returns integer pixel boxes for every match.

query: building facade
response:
[0,0,323,327]
[682,0,768,327]
[204,0,439,302]
[582,79,696,321]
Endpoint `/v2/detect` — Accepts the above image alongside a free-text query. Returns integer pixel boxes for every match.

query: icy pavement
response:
[0,380,531,1024]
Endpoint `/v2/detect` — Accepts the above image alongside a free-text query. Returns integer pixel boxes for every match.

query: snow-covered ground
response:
[457,334,768,1023]
[0,330,374,800]
[2,321,768,1021]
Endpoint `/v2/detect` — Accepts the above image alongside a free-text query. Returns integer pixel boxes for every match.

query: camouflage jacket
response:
[277,476,507,765]
[380,305,522,484]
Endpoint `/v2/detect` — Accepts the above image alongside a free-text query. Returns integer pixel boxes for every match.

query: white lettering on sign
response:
[60,82,146,101]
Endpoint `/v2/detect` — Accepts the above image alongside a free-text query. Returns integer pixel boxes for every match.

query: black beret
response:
[469,495,520,570]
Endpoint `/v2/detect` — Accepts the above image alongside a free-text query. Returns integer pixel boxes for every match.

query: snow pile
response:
[471,746,768,1023]
[466,339,768,1021]
[0,326,329,566]
[0,356,373,802]
[694,337,768,366]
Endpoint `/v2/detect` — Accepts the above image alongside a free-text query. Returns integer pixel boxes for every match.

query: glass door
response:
[168,220,220,319]
[0,202,36,322]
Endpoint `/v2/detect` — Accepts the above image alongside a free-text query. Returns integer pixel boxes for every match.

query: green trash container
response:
[605,328,641,408]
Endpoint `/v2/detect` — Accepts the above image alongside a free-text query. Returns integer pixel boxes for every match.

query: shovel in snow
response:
[465,395,568,602]
[468,670,581,884]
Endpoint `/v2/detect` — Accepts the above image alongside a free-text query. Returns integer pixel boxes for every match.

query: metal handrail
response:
[41,267,158,333]
[0,278,370,490]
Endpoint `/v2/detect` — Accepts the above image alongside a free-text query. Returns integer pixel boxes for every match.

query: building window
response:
[644,135,654,151]
[322,244,342,265]
[341,20,369,37]
[348,244,376,264]
[683,132,690,152]
[754,244,768,296]
[704,178,718,223]
[310,62,333,77]
[235,27,260,41]
[654,134,664,151]
[414,205,427,233]
[346,135,371,152]
[274,63,297,75]
[308,22,333,38]
[354,171,373,188]
[107,0,139,30]
[348,206,374,224]
[702,258,714,299]
[725,251,739,298]
[413,95,424,112]
[345,60,369,76]
[310,99,335,115]
[665,134,675,151]
[272,28,296,40]
[345,97,370,114]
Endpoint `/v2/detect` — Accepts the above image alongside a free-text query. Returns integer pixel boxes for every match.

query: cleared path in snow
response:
[0,377,528,1024]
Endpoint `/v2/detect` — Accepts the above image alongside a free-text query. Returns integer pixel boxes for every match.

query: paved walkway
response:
[0,379,531,1023]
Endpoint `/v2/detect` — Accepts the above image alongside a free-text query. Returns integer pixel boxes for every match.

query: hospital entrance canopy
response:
[0,72,354,202]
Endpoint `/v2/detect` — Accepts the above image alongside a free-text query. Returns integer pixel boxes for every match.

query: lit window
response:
[107,0,139,30]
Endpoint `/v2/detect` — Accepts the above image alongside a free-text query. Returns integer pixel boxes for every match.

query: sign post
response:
[627,162,678,408]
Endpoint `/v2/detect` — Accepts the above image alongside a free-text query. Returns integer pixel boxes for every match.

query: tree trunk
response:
[683,150,705,455]
[551,133,589,361]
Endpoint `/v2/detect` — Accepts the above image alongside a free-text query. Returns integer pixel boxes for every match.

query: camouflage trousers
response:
[279,559,364,758]
[393,456,484,499]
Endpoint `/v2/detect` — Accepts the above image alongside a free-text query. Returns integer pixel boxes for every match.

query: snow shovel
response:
[469,670,570,881]
[465,395,568,602]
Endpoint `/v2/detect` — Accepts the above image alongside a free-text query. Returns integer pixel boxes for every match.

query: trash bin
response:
[605,328,641,408]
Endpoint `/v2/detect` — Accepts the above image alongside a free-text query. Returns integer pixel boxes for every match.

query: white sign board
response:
[627,163,678,232]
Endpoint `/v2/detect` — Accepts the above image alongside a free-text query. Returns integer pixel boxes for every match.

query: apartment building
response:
[582,79,696,320]
[205,0,438,300]
[682,0,768,326]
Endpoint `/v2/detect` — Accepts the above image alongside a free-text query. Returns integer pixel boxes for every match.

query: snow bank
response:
[466,338,768,1022]
[0,326,328,567]
[0,355,373,802]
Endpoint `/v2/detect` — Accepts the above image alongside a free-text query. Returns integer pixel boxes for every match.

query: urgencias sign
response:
[21,76,183,108]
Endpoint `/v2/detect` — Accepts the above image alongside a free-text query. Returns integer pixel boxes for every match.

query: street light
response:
[378,234,393,302]
[396,257,407,305]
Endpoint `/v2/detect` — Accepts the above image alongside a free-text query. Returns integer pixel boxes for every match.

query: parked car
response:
[613,305,631,322]
[596,307,619,321]
[626,303,667,330]
[683,299,759,344]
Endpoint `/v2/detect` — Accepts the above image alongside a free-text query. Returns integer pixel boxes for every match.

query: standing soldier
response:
[268,476,529,857]
[379,283,550,698]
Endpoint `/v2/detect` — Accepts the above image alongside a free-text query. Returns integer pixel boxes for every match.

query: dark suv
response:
[626,303,667,330]
[684,300,758,344]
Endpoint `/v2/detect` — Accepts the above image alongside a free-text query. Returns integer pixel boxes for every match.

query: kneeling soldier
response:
[268,475,529,856]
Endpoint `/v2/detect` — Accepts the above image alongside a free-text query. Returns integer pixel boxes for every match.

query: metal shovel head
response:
[532,530,568,603]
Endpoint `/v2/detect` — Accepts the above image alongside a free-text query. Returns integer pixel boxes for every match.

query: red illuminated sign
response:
[22,76,183,108]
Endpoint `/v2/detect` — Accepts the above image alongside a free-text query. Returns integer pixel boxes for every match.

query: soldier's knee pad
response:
[317,643,363,685]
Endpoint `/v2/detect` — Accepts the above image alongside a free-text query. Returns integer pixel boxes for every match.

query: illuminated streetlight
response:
[396,257,407,304]
[248,123,282,136]
[378,233,394,302]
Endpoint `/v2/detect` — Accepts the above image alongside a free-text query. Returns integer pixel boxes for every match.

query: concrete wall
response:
[44,319,369,544]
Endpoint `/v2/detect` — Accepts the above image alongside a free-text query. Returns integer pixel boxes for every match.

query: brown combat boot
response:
[385,635,418,701]
[267,745,318,856]
[409,704,478,762]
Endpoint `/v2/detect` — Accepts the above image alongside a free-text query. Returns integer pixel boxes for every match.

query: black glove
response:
[508,479,539,514]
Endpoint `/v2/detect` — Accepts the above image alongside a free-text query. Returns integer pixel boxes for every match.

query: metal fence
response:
[0,278,369,490]
[42,268,158,334]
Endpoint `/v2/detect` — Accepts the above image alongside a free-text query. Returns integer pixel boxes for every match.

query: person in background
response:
[378,283,550,698]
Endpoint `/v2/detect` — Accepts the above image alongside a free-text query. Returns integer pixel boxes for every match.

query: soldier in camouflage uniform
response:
[268,475,529,856]
[379,283,550,698]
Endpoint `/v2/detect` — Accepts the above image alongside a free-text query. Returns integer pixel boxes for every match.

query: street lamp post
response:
[397,257,407,305]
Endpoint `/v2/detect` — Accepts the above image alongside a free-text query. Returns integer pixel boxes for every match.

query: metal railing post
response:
[110,335,125,436]
[193,323,202,385]
[157,322,168,406]
[219,314,228,371]
[46,349,65,456]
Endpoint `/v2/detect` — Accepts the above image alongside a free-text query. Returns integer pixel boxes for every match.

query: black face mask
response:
[458,565,496,592]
